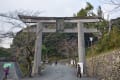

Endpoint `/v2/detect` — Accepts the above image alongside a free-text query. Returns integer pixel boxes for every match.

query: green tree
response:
[0,47,11,57]
[12,31,35,77]
[76,2,94,17]
[87,26,120,57]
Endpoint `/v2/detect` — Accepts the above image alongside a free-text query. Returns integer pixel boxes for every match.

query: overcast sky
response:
[0,0,100,16]
[0,0,120,48]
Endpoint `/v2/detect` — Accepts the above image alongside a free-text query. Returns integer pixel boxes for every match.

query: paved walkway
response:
[0,62,4,80]
[0,62,98,80]
[22,63,97,80]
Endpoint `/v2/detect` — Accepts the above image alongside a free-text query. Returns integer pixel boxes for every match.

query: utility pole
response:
[108,14,111,34]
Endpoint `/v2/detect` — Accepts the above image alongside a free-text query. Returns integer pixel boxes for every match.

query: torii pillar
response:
[32,22,43,75]
[77,22,85,75]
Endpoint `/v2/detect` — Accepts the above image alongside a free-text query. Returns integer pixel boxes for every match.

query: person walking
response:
[77,64,81,78]
[3,66,9,80]
[55,60,57,65]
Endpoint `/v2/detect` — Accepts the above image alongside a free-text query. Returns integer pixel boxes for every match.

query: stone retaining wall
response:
[86,49,120,80]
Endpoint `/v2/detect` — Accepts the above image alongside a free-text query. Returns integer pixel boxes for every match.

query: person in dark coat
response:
[4,66,9,79]
[77,64,81,78]
[55,60,57,65]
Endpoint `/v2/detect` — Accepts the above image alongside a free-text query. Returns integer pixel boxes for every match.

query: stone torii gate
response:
[19,15,100,76]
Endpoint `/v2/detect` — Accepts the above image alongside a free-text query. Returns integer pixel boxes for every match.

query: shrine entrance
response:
[19,15,100,76]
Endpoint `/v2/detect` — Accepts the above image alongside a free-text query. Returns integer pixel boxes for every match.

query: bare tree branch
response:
[110,0,120,5]
[0,10,42,39]
[104,0,120,11]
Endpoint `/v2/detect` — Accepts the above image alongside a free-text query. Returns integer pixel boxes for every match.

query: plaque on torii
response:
[56,18,64,32]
